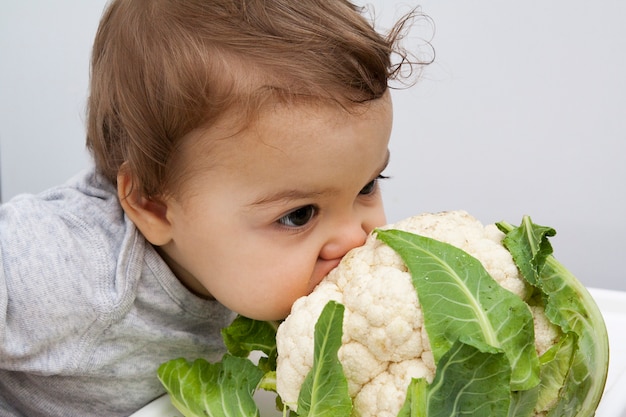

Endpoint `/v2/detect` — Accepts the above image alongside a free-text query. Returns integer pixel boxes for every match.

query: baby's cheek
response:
[247,253,319,319]
[262,279,313,320]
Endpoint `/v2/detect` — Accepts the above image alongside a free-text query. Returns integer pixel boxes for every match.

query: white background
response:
[1,1,625,291]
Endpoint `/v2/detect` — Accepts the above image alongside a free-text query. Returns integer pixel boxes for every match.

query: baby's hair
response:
[86,0,431,198]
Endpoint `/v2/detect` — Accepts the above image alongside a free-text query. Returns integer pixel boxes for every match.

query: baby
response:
[0,0,425,415]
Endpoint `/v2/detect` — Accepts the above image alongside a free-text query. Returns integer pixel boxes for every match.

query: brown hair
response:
[86,0,430,198]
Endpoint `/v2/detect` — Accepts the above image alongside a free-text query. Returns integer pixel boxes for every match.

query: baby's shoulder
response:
[0,171,136,303]
[1,170,124,251]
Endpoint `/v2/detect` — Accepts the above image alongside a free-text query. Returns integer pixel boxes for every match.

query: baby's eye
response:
[359,175,388,195]
[277,205,317,228]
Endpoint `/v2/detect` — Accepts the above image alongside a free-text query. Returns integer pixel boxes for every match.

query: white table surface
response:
[131,287,626,417]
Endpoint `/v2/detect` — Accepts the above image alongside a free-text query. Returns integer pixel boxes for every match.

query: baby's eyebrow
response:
[247,188,333,208]
[248,149,390,208]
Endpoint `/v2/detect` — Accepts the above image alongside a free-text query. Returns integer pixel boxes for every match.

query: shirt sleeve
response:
[0,195,112,374]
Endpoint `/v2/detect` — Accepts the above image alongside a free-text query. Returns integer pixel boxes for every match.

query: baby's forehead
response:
[196,91,380,136]
[180,93,391,159]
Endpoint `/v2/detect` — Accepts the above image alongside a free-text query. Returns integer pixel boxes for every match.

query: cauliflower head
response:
[275,210,606,417]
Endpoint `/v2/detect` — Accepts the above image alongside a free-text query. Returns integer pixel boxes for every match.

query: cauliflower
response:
[158,211,608,417]
[275,210,608,417]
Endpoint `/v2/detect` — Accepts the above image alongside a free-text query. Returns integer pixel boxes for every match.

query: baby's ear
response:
[117,165,172,246]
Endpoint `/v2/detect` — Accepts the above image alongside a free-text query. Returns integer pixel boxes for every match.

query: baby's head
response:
[85,0,427,319]
[86,0,419,198]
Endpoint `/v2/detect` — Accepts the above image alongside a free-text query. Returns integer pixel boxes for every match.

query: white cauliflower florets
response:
[276,210,558,417]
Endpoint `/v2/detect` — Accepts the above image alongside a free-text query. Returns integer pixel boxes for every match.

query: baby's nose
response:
[319,220,368,261]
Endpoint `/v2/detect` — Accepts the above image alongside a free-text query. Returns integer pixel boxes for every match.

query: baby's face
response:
[159,94,392,320]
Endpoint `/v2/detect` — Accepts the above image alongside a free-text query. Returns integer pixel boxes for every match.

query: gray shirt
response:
[0,169,235,416]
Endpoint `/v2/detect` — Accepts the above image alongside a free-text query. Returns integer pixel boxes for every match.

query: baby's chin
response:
[235,299,295,322]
